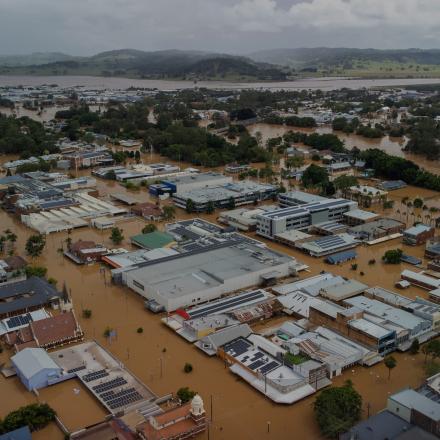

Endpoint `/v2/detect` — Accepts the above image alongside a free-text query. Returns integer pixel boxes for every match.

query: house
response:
[11,347,63,390]
[0,277,63,319]
[137,395,207,440]
[403,224,435,246]
[65,240,108,264]
[130,203,163,221]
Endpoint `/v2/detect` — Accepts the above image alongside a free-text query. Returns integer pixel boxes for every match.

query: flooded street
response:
[0,148,438,439]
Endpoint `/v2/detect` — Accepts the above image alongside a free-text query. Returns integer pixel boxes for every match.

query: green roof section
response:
[131,231,175,250]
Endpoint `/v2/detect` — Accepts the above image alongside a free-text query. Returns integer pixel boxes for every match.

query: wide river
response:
[1,75,440,90]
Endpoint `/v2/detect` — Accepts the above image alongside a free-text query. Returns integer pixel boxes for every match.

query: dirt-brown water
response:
[0,152,438,439]
[248,123,440,174]
[2,75,440,90]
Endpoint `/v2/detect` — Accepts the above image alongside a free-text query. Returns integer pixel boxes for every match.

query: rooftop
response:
[390,388,440,420]
[11,347,61,379]
[0,277,62,316]
[130,231,175,249]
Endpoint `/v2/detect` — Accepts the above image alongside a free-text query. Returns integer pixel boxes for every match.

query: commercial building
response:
[11,347,63,391]
[403,224,435,246]
[345,295,433,346]
[346,185,388,205]
[340,410,432,440]
[343,209,379,226]
[130,231,176,250]
[308,300,397,354]
[102,248,179,269]
[172,181,278,212]
[64,150,113,169]
[256,196,357,239]
[298,233,358,257]
[21,192,127,234]
[121,237,297,311]
[348,218,405,243]
[162,172,232,194]
[51,341,159,416]
[285,326,382,376]
[388,389,440,437]
[425,238,440,259]
[219,337,316,404]
[401,270,440,290]
[218,206,277,231]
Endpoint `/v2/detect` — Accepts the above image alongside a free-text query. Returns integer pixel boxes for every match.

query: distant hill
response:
[0,52,77,67]
[0,49,288,80]
[248,48,440,77]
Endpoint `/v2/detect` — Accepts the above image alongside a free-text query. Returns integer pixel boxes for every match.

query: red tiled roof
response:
[31,311,81,346]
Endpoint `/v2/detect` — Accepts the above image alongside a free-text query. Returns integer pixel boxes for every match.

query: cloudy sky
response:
[1,0,439,55]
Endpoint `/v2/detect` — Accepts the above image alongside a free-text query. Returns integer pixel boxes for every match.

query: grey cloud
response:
[0,0,439,55]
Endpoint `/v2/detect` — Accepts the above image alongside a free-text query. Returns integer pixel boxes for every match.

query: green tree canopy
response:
[25,234,46,258]
[302,164,329,188]
[314,380,362,438]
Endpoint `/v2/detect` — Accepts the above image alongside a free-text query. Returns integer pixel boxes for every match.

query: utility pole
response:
[210,394,213,422]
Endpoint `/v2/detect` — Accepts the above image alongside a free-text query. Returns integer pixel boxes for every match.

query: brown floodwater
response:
[2,75,440,91]
[248,123,440,175]
[0,152,438,440]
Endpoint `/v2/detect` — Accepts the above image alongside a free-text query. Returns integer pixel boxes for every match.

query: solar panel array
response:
[67,365,86,374]
[188,290,266,319]
[6,313,32,329]
[314,235,347,250]
[107,389,143,409]
[83,369,109,382]
[224,338,252,357]
[93,377,127,393]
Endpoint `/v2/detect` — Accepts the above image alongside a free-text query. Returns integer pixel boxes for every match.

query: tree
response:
[176,387,196,403]
[333,175,358,197]
[382,249,402,264]
[82,309,92,319]
[25,234,46,258]
[301,164,329,188]
[185,199,195,214]
[0,403,56,433]
[142,224,157,234]
[384,355,397,379]
[163,205,175,221]
[206,200,215,214]
[110,227,124,245]
[183,362,193,373]
[25,265,47,278]
[314,380,362,438]
[409,338,420,354]
[285,156,304,170]
[413,197,424,209]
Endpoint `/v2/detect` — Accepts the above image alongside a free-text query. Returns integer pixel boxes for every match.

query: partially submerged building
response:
[0,277,63,319]
[121,237,298,311]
